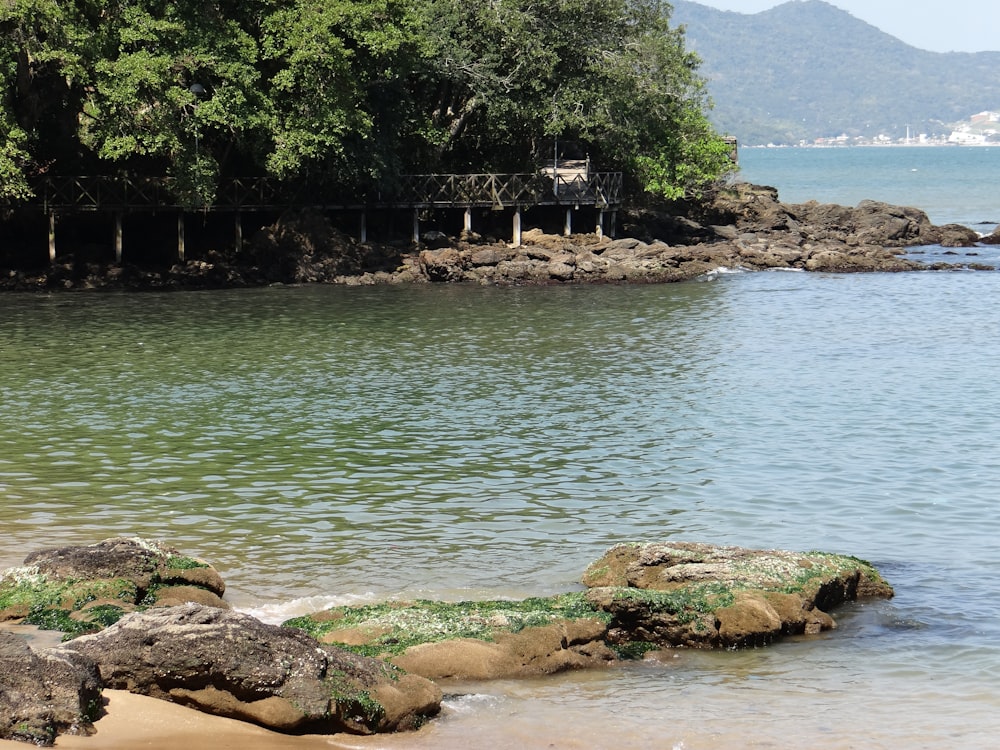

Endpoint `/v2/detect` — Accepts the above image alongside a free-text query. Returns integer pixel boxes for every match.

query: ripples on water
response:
[2,273,1000,747]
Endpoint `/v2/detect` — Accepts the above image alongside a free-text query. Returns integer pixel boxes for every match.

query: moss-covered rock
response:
[0,537,228,640]
[283,543,894,672]
[583,542,894,648]
[284,593,616,680]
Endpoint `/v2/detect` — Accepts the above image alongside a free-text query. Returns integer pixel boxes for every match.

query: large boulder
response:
[783,199,936,247]
[55,604,441,735]
[929,223,983,247]
[582,542,893,649]
[0,537,228,639]
[980,228,1000,244]
[802,243,924,272]
[0,632,102,746]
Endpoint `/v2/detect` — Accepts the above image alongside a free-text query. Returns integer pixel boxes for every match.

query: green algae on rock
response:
[284,593,616,680]
[0,537,228,640]
[284,542,895,674]
[583,542,894,649]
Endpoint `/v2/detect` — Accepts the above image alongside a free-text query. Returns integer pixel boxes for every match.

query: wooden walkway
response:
[16,170,623,261]
[30,171,622,212]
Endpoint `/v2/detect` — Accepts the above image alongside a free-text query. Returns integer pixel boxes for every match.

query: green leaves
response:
[1,0,727,205]
[80,2,265,206]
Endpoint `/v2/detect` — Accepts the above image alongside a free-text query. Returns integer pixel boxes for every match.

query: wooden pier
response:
[21,168,623,263]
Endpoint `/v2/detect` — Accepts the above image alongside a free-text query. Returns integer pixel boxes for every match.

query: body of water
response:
[2,147,999,748]
[739,144,1000,228]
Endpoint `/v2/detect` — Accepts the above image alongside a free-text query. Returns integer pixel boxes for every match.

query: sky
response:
[691,1,1000,53]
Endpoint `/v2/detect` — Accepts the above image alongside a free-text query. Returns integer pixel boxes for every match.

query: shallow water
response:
[2,272,1000,747]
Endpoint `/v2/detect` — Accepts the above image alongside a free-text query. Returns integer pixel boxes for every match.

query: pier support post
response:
[235,213,243,253]
[513,206,522,247]
[114,213,123,264]
[564,208,573,237]
[359,211,367,243]
[412,209,420,244]
[609,210,617,240]
[177,213,185,262]
[464,207,472,234]
[596,210,605,240]
[48,213,56,263]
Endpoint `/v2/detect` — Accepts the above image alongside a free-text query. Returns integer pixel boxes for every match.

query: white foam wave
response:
[237,592,380,625]
[703,266,748,278]
[441,693,503,715]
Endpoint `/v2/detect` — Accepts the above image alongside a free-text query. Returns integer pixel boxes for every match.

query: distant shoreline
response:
[743,142,1000,149]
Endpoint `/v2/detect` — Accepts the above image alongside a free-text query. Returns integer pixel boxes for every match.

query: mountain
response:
[671,0,1000,145]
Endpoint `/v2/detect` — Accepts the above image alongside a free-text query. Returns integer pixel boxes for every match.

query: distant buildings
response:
[798,111,999,147]
[970,111,1000,125]
[948,111,998,144]
[948,131,989,145]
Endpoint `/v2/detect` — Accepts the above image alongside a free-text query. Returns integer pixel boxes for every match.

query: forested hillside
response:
[0,0,731,206]
[672,0,1000,145]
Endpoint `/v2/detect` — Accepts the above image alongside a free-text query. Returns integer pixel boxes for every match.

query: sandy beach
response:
[0,691,371,750]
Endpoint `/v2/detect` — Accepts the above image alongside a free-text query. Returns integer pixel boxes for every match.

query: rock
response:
[933,223,982,247]
[392,619,614,680]
[0,537,228,639]
[803,244,923,273]
[711,224,740,240]
[56,604,441,735]
[582,542,893,649]
[547,261,575,280]
[285,594,615,680]
[420,230,451,249]
[287,541,894,668]
[246,209,390,282]
[0,631,102,746]
[23,537,225,597]
[851,200,934,245]
[980,229,1000,244]
[418,247,465,281]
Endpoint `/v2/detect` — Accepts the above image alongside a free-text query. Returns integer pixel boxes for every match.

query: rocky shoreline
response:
[2,183,996,292]
[1,537,893,746]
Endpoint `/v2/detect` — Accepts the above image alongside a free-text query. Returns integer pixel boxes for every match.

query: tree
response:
[0,0,88,200]
[0,0,729,205]
[410,0,732,197]
[79,1,265,206]
[258,0,426,191]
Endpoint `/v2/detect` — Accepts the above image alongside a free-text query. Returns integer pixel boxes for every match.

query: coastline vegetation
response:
[1,0,732,207]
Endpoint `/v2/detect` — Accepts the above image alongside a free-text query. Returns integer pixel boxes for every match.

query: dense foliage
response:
[1,0,731,205]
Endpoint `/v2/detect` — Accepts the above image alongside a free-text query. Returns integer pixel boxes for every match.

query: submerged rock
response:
[0,631,102,746]
[582,542,893,649]
[55,603,441,735]
[0,537,228,639]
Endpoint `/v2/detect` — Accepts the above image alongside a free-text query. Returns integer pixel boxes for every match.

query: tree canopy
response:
[1,0,731,205]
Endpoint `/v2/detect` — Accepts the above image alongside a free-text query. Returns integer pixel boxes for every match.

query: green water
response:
[3,276,1000,748]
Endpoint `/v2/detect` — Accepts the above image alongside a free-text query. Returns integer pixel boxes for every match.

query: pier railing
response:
[29,171,623,213]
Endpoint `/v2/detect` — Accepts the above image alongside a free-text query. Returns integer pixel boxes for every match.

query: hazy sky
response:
[690,1,999,53]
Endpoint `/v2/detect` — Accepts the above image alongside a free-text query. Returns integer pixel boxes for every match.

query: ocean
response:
[737,144,1000,228]
[2,146,999,748]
